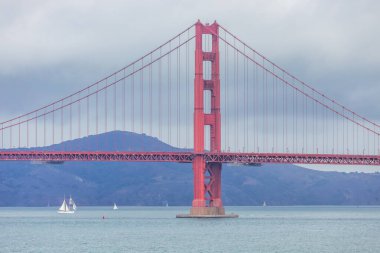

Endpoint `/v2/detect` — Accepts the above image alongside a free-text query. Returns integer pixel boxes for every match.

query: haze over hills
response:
[0,131,380,207]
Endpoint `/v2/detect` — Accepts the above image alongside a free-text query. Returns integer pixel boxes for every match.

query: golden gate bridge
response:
[1,20,379,217]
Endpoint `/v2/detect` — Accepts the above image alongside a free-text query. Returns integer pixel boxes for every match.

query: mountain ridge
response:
[1,131,380,206]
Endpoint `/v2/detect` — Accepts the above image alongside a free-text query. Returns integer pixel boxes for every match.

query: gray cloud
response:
[1,0,379,115]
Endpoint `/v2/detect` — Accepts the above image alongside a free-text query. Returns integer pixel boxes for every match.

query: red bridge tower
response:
[179,20,237,218]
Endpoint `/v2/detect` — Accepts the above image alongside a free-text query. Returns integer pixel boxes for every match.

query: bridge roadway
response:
[0,151,379,165]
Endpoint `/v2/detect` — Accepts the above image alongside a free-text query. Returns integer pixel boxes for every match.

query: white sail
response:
[113,203,118,210]
[59,199,68,212]
[69,197,77,210]
[58,197,75,214]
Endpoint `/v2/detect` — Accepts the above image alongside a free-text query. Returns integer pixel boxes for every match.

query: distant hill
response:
[1,131,380,206]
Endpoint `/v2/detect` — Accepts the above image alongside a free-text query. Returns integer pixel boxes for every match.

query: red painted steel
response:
[0,151,193,162]
[0,151,380,165]
[203,152,380,165]
[192,21,223,210]
[206,21,222,208]
[192,21,206,207]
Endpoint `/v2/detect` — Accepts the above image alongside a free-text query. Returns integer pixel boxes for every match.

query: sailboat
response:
[69,196,77,211]
[57,196,76,214]
[113,203,118,210]
[262,201,267,207]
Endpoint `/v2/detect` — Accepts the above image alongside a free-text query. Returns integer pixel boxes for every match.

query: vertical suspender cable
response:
[35,112,38,148]
[96,85,99,150]
[132,64,135,133]
[105,80,108,133]
[293,88,295,153]
[96,83,99,136]
[113,75,116,150]
[342,108,345,154]
[52,104,55,146]
[10,125,12,149]
[177,42,180,148]
[87,88,90,137]
[282,72,285,152]
[18,119,21,148]
[149,54,153,137]
[243,45,246,152]
[186,32,189,148]
[265,65,268,152]
[285,72,288,152]
[236,40,239,151]
[159,48,162,140]
[27,120,29,148]
[123,69,126,132]
[367,124,370,155]
[43,112,46,147]
[252,52,255,152]
[272,65,275,152]
[70,97,72,142]
[226,39,229,151]
[168,42,171,144]
[302,85,305,153]
[111,75,116,147]
[141,59,144,135]
[78,94,81,141]
[333,107,335,154]
[352,113,355,154]
[61,101,63,145]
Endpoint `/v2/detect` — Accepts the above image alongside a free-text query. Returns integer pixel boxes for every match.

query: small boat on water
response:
[262,201,267,207]
[58,196,76,214]
[113,203,118,210]
[69,196,77,211]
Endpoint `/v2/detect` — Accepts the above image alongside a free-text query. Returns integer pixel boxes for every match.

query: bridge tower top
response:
[193,20,220,153]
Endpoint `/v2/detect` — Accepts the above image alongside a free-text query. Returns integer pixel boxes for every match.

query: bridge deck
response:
[0,151,379,165]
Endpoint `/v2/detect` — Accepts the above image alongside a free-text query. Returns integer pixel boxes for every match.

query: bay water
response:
[1,206,379,252]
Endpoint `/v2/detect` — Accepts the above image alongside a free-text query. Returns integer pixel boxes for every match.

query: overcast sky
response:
[1,0,380,172]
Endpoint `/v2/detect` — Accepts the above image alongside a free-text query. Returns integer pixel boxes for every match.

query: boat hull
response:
[57,211,75,214]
